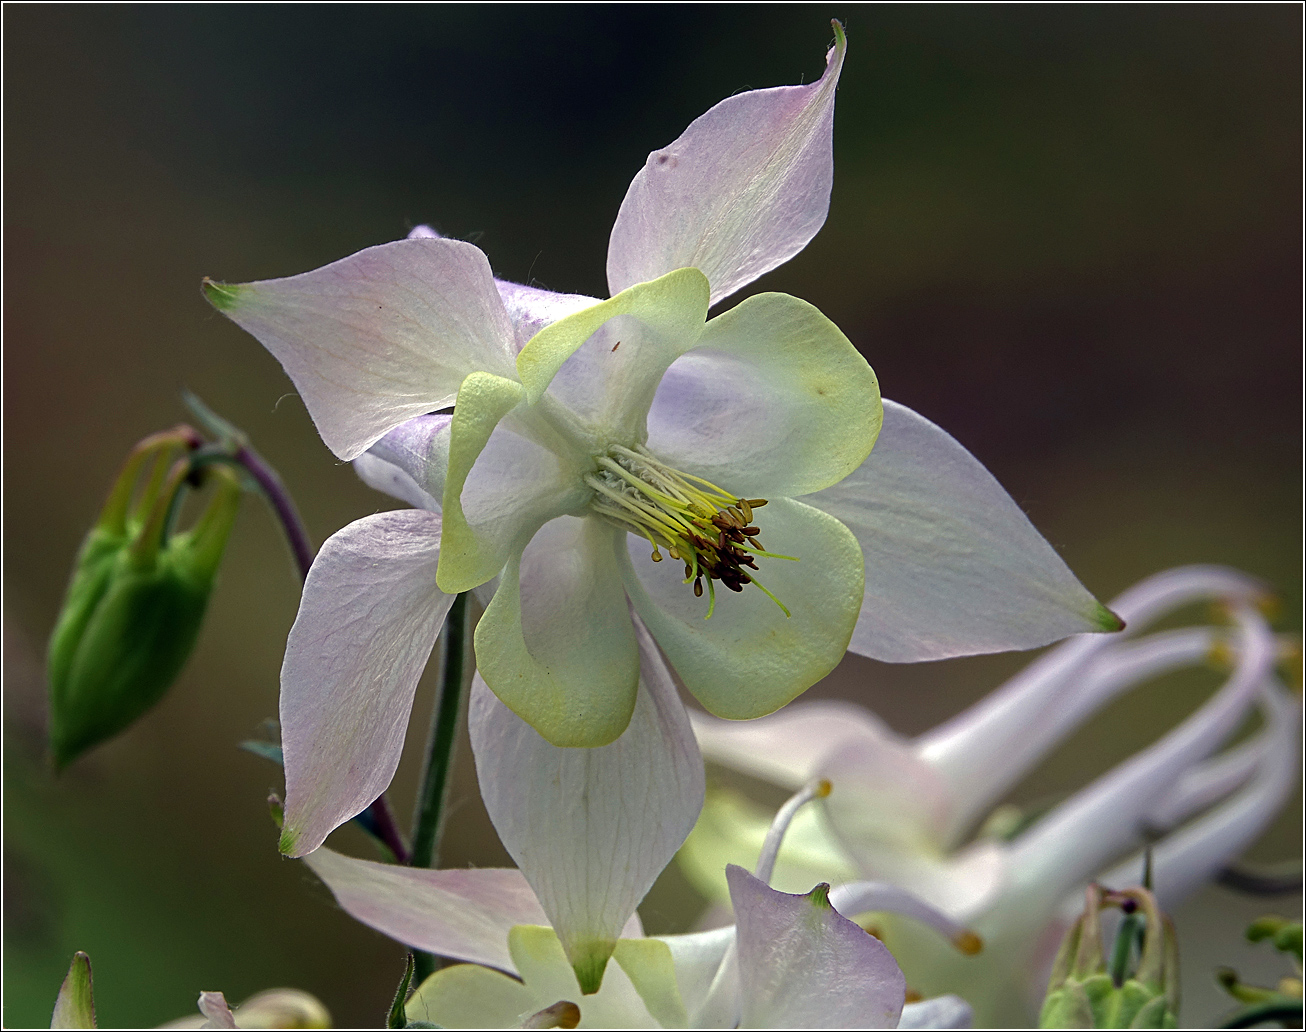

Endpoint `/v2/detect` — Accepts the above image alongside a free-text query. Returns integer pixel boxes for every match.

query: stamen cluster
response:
[584,444,792,617]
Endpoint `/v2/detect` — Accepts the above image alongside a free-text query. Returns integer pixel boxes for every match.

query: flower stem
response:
[410,591,470,983]
[233,443,316,583]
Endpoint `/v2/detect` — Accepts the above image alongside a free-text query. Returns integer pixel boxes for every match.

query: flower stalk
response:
[410,590,471,982]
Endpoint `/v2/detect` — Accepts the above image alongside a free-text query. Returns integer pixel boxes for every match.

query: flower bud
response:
[1039,884,1179,1029]
[47,430,240,768]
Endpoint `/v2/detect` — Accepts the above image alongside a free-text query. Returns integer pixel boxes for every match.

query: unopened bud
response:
[1039,884,1179,1029]
[47,430,240,768]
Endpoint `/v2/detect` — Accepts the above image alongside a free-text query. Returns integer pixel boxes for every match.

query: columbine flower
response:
[685,566,1299,1026]
[205,24,1116,856]
[302,780,979,1029]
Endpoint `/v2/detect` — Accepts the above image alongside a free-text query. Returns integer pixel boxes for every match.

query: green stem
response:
[410,592,470,983]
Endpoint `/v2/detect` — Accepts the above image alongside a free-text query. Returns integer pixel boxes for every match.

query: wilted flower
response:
[206,24,1116,857]
[686,566,1299,1025]
[303,780,978,1029]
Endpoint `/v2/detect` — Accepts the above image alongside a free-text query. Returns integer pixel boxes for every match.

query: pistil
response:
[584,444,794,617]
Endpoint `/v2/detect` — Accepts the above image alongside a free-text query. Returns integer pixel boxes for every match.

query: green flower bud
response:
[1040,884,1179,1029]
[47,429,240,769]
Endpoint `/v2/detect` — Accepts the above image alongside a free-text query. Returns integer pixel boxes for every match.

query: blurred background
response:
[4,5,1299,1027]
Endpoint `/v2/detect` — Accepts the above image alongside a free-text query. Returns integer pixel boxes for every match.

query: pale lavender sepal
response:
[302,847,548,975]
[805,400,1111,663]
[209,237,516,461]
[468,615,705,989]
[727,864,906,1029]
[607,27,847,306]
[352,412,452,510]
[279,510,453,856]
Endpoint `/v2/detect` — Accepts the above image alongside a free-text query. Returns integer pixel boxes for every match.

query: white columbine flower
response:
[302,780,979,1029]
[204,24,1116,858]
[685,566,1300,1025]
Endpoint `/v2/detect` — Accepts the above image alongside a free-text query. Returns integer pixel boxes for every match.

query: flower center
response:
[583,444,792,618]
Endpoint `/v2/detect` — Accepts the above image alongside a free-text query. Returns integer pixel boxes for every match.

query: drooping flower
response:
[205,24,1117,857]
[302,780,979,1029]
[684,566,1299,1026]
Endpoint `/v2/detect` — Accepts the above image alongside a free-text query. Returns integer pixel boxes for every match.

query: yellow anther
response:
[815,778,833,798]
[953,930,984,955]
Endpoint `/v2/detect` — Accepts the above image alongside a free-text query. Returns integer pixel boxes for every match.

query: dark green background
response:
[4,6,1300,1027]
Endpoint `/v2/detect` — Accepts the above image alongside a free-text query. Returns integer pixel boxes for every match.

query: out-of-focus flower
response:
[206,23,1115,858]
[47,428,241,769]
[303,781,978,1029]
[49,951,329,1030]
[158,989,331,1030]
[686,566,1299,1025]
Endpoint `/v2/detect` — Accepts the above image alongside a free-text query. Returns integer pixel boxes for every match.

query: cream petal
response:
[404,964,537,1030]
[278,510,452,856]
[205,238,516,461]
[474,516,640,748]
[619,496,862,720]
[606,25,847,306]
[469,616,705,993]
[437,372,590,594]
[515,267,709,419]
[645,292,880,499]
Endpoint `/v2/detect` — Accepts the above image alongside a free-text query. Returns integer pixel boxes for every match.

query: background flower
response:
[4,7,1298,1026]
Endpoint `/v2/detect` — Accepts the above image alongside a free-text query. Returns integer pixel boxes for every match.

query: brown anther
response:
[741,526,760,536]
[747,536,761,548]
[684,563,693,579]
[693,578,703,598]
[739,499,753,522]
[747,499,768,509]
